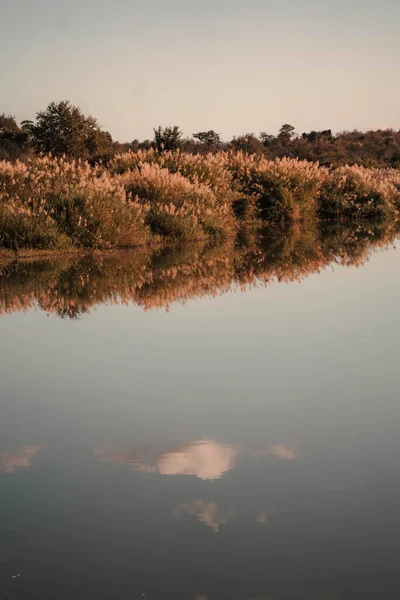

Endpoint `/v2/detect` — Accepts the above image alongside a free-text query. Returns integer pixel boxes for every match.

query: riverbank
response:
[1,151,400,254]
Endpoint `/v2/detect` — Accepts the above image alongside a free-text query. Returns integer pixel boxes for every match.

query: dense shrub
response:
[0,151,399,253]
[225,153,327,222]
[0,202,69,250]
[119,162,237,241]
[319,165,400,220]
[0,157,150,249]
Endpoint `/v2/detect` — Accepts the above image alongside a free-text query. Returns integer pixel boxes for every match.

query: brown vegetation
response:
[1,150,399,254]
[0,221,398,318]
[2,102,400,169]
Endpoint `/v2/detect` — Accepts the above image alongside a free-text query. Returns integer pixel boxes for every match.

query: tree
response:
[260,132,275,146]
[193,130,221,147]
[28,101,113,159]
[153,126,183,152]
[0,114,20,136]
[278,124,296,143]
[230,134,264,155]
[301,129,332,143]
[0,114,29,159]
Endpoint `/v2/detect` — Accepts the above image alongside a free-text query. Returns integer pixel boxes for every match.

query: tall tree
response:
[278,124,296,143]
[0,114,29,159]
[28,101,113,159]
[230,134,264,154]
[193,130,221,147]
[153,126,183,152]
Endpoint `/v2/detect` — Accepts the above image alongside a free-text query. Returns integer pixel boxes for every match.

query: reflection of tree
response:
[1,221,398,318]
[0,445,42,474]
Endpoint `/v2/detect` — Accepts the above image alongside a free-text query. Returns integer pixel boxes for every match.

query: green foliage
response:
[262,127,400,168]
[278,124,296,142]
[319,165,400,220]
[28,101,113,159]
[193,130,221,146]
[230,134,264,155]
[153,126,183,152]
[0,203,71,251]
[49,192,150,249]
[0,114,29,160]
[2,99,400,169]
[0,114,20,136]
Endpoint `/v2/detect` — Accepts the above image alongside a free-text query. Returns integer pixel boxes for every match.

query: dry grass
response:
[1,152,399,252]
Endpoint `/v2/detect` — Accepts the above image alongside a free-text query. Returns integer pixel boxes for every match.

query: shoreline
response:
[1,217,399,267]
[1,151,399,263]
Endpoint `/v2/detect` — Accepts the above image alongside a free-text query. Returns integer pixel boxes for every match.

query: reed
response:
[1,152,399,252]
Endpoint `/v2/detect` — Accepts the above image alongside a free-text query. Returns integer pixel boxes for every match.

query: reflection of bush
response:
[0,221,399,318]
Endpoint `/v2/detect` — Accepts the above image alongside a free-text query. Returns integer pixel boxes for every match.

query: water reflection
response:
[0,221,398,318]
[175,501,272,533]
[94,440,297,480]
[158,440,237,480]
[268,445,297,460]
[95,440,237,480]
[0,445,41,474]
[1,221,400,600]
[175,500,236,533]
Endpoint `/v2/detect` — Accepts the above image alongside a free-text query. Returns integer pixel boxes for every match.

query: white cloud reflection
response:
[157,440,237,480]
[0,445,42,474]
[175,499,235,533]
[268,445,297,460]
[94,440,297,480]
[175,500,273,533]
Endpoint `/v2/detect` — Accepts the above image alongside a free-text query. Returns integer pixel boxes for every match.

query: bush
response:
[0,203,70,251]
[0,151,399,253]
[109,149,234,198]
[119,162,237,241]
[226,153,326,222]
[320,165,400,220]
[0,156,150,249]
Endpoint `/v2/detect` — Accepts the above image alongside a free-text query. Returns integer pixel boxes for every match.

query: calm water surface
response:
[0,228,400,599]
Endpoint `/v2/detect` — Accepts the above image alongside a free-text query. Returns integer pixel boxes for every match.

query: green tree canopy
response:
[193,130,221,146]
[28,101,113,159]
[278,124,296,142]
[153,126,183,152]
[230,134,264,154]
[0,114,30,159]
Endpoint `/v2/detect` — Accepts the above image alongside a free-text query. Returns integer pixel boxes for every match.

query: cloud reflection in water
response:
[95,439,297,481]
[0,445,42,474]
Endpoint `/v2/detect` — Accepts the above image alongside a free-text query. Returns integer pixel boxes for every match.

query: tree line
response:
[1,100,400,168]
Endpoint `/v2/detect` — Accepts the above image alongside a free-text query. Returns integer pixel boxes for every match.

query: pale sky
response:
[1,0,399,142]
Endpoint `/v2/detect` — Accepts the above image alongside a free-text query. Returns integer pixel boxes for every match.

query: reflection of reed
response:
[1,221,398,318]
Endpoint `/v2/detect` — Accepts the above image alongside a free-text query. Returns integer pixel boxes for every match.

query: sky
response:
[1,0,399,142]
